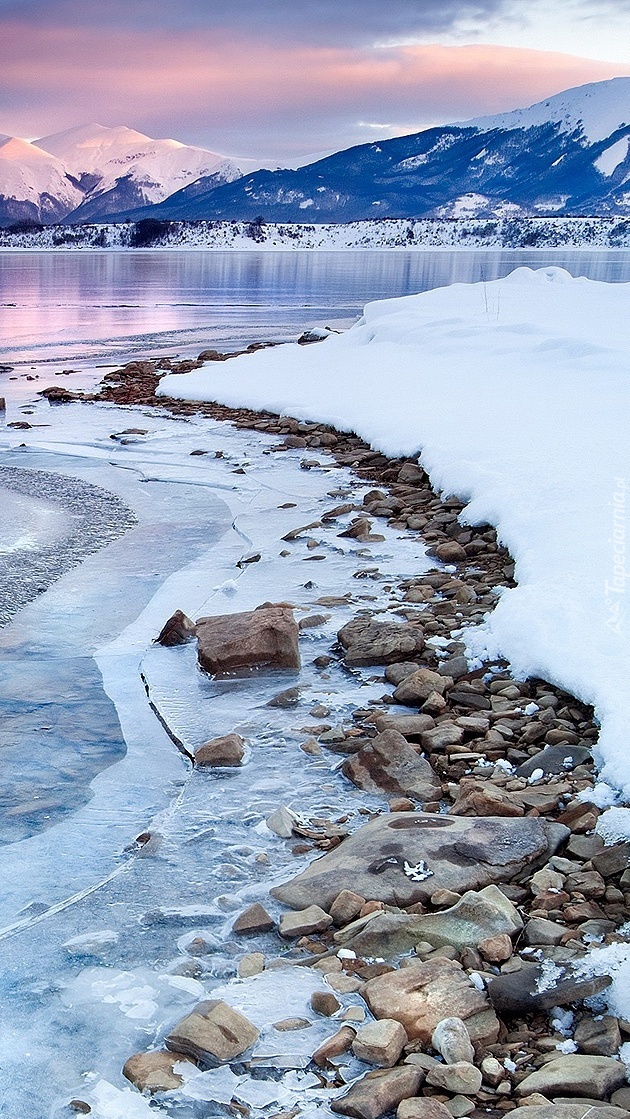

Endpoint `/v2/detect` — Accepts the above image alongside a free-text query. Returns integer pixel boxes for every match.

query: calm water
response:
[2,248,630,371]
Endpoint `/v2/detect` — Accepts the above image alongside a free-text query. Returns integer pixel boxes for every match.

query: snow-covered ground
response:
[2,216,630,250]
[160,266,630,802]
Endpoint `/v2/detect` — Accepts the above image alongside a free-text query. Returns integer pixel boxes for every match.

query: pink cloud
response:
[1,22,628,158]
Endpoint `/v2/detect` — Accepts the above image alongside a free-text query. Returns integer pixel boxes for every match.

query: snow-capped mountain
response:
[144,76,630,223]
[0,135,83,225]
[0,123,249,226]
[34,124,246,222]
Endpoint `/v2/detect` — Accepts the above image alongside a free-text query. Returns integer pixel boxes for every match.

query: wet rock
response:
[196,604,300,674]
[352,1019,408,1067]
[516,744,592,778]
[311,991,341,1017]
[515,1055,626,1100]
[266,805,295,838]
[156,609,197,646]
[431,1017,475,1064]
[342,730,441,802]
[279,905,333,938]
[267,686,302,707]
[232,903,274,935]
[397,1101,452,1119]
[166,999,259,1063]
[274,1017,312,1031]
[194,733,245,767]
[271,813,568,911]
[486,963,612,1016]
[426,1061,482,1095]
[238,952,265,977]
[338,616,425,667]
[331,1066,423,1119]
[122,1049,196,1093]
[574,1015,621,1055]
[394,670,452,706]
[362,957,499,1047]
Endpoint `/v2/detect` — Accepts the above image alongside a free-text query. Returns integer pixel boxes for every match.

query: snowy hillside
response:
[34,123,245,223]
[146,76,630,223]
[0,136,82,225]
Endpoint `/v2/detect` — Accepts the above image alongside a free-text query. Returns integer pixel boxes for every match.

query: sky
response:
[1,0,630,165]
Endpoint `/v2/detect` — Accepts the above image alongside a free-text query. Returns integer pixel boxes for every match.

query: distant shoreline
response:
[2,215,630,252]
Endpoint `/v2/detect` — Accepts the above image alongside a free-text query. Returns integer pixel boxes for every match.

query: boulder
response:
[194,733,245,767]
[337,617,425,667]
[330,889,366,926]
[425,1061,482,1095]
[516,744,592,778]
[515,1055,627,1100]
[449,780,524,818]
[362,957,499,1047]
[431,1017,475,1065]
[393,670,451,706]
[386,885,522,952]
[279,905,333,938]
[155,610,196,647]
[196,604,300,674]
[270,812,568,911]
[166,999,259,1063]
[574,1015,622,1056]
[352,1019,408,1067]
[342,730,441,802]
[331,1066,424,1119]
[232,903,274,935]
[487,964,612,1016]
[123,1049,196,1093]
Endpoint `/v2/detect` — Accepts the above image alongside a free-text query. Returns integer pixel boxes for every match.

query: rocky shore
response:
[48,352,630,1118]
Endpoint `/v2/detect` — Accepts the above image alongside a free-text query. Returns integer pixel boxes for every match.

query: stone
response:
[398,1101,452,1119]
[515,1107,629,1119]
[238,952,264,978]
[337,616,425,667]
[431,1017,475,1064]
[516,745,592,778]
[342,731,441,802]
[420,723,465,752]
[274,1017,312,1031]
[449,781,523,818]
[524,917,566,946]
[435,541,467,563]
[123,1049,196,1093]
[232,903,274,935]
[426,1061,483,1095]
[266,805,295,838]
[445,1097,475,1118]
[574,1015,621,1056]
[166,999,259,1063]
[394,670,452,706]
[591,842,630,878]
[279,905,333,938]
[194,733,245,767]
[196,604,300,674]
[396,885,522,952]
[515,1055,626,1100]
[373,714,435,739]
[352,1019,408,1067]
[312,1025,357,1066]
[486,963,612,1016]
[478,933,513,963]
[362,957,499,1047]
[480,1056,506,1087]
[331,1067,424,1119]
[270,812,568,911]
[330,889,366,927]
[155,610,196,646]
[311,991,341,1017]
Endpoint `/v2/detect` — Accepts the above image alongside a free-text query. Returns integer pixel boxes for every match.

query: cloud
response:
[0,18,628,160]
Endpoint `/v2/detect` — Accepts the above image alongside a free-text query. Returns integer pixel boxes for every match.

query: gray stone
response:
[591,843,630,878]
[426,1061,483,1095]
[487,964,612,1016]
[352,1019,408,1067]
[516,1107,629,1119]
[515,1055,626,1100]
[270,812,568,911]
[196,604,300,675]
[362,956,499,1047]
[331,1067,424,1119]
[266,806,295,838]
[403,885,522,951]
[516,745,592,778]
[574,1015,622,1056]
[279,905,333,938]
[338,617,425,667]
[342,730,441,802]
[166,999,259,1063]
[524,917,567,946]
[431,1017,475,1065]
[398,1102,452,1119]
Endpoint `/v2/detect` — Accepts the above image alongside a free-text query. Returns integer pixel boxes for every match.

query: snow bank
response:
[159,267,630,798]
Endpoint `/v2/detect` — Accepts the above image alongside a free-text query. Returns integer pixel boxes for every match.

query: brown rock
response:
[337,616,425,667]
[394,670,452,706]
[279,905,333,938]
[331,1066,424,1119]
[449,781,524,818]
[194,733,245,767]
[313,1025,356,1067]
[123,1049,196,1093]
[435,542,467,563]
[352,1019,408,1067]
[232,903,274,935]
[515,1054,626,1099]
[397,1101,452,1119]
[425,1061,482,1095]
[311,991,342,1017]
[196,604,300,674]
[342,730,441,802]
[574,1015,621,1055]
[330,889,366,927]
[478,933,513,963]
[166,999,259,1063]
[155,610,196,647]
[362,957,499,1047]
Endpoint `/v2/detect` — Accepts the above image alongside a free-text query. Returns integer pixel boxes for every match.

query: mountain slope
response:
[34,124,246,223]
[0,136,82,225]
[145,77,630,223]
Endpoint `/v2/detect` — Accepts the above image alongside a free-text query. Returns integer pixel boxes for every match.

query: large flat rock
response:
[196,604,300,675]
[271,812,568,910]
